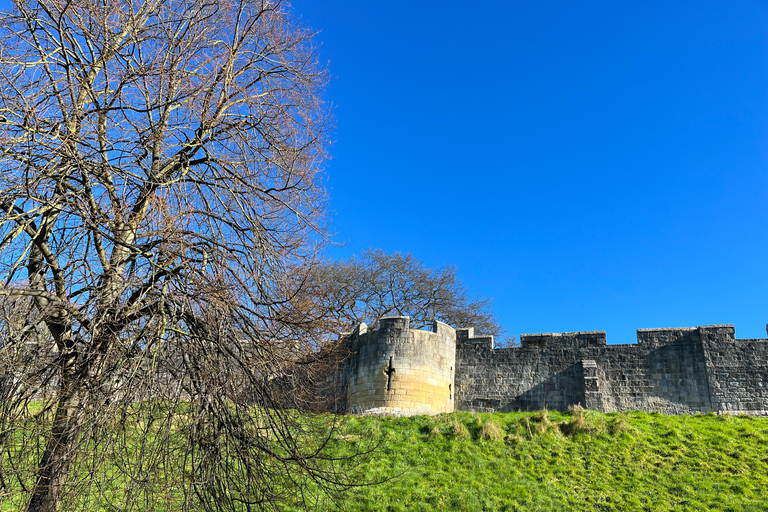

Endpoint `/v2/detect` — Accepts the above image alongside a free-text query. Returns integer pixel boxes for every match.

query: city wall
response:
[342,318,768,416]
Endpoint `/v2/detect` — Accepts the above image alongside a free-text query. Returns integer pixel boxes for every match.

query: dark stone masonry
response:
[341,318,768,416]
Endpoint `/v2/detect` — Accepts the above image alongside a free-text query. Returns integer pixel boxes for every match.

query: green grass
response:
[3,408,767,511]
[303,410,768,512]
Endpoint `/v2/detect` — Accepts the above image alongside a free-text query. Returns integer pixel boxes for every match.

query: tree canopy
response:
[305,249,509,344]
[0,1,361,510]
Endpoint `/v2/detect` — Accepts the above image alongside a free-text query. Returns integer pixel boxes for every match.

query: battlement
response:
[514,325,743,349]
[339,320,768,417]
[636,325,736,347]
[376,316,456,339]
[376,315,410,333]
[520,331,607,349]
[456,327,495,349]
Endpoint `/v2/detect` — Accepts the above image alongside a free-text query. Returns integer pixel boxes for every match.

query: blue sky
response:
[292,0,768,342]
[0,1,763,342]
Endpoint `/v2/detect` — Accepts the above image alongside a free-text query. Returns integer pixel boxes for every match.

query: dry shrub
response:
[533,409,554,434]
[480,421,504,442]
[450,420,471,440]
[559,410,605,437]
[559,411,587,437]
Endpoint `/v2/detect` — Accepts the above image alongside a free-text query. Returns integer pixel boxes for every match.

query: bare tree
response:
[0,1,365,510]
[304,249,511,344]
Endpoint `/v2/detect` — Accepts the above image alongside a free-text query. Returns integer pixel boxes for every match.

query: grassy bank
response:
[305,410,768,512]
[3,408,767,511]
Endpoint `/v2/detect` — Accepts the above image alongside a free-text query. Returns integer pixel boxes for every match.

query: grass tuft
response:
[450,419,471,440]
[480,420,504,442]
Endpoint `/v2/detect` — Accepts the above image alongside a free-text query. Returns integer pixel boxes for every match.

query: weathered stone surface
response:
[340,318,768,416]
[346,317,456,416]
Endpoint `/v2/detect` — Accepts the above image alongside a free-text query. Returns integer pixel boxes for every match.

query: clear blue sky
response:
[292,0,768,342]
[1,1,763,342]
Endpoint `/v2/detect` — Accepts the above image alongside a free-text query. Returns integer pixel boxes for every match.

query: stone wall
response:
[454,328,603,412]
[346,317,456,415]
[338,319,768,416]
[699,326,768,415]
[596,328,712,414]
[454,324,768,416]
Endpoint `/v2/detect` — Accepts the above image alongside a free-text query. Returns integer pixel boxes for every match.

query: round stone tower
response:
[347,316,456,415]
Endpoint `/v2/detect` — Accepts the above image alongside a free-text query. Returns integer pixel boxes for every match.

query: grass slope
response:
[309,410,768,512]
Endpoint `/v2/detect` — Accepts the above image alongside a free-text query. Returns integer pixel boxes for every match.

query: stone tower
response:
[346,316,456,415]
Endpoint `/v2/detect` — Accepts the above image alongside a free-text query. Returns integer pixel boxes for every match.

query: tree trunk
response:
[25,386,83,512]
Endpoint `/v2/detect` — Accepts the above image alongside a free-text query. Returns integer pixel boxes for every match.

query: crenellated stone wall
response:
[345,317,455,415]
[343,318,768,416]
[699,326,768,414]
[454,324,768,415]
